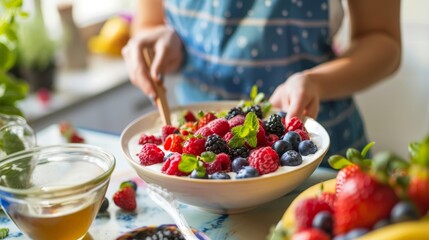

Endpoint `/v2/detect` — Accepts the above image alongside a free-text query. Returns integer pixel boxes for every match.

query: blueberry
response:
[272,140,293,157]
[344,228,370,239]
[210,172,231,180]
[280,150,303,166]
[373,218,391,230]
[283,131,302,151]
[277,111,287,118]
[232,157,249,173]
[312,210,333,235]
[98,197,109,213]
[298,140,318,156]
[236,166,259,179]
[120,180,138,191]
[390,201,419,223]
[190,169,208,179]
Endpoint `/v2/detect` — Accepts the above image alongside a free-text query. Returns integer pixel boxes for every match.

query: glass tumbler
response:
[0,144,115,240]
[0,113,36,158]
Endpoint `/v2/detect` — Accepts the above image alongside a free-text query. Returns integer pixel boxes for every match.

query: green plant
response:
[0,0,29,117]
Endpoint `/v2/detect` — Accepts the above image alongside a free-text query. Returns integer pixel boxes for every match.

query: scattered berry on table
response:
[225,107,244,120]
[120,180,138,191]
[335,164,363,195]
[283,131,302,151]
[236,166,260,179]
[343,228,370,240]
[298,140,318,156]
[138,134,162,145]
[232,157,249,173]
[113,186,137,211]
[98,197,109,213]
[247,147,279,175]
[272,140,293,157]
[210,172,231,180]
[138,143,165,166]
[205,134,229,154]
[372,219,391,230]
[265,114,285,137]
[312,210,333,236]
[390,201,420,224]
[294,197,333,231]
[280,150,303,166]
[318,192,336,211]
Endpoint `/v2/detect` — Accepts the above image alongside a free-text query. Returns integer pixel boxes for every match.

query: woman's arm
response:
[305,0,401,100]
[131,0,165,34]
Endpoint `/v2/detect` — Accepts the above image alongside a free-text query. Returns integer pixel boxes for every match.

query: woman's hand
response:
[121,26,184,98]
[269,72,321,123]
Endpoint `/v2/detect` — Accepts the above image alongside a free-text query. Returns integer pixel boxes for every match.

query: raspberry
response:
[256,126,267,147]
[205,134,229,154]
[286,116,304,132]
[266,134,280,147]
[138,134,162,145]
[215,153,231,172]
[294,197,333,231]
[247,147,279,175]
[207,118,230,137]
[138,143,165,166]
[182,137,206,156]
[183,110,197,122]
[265,114,285,137]
[223,132,234,144]
[228,115,245,129]
[113,187,137,211]
[319,192,336,211]
[295,129,309,141]
[197,112,217,129]
[161,125,179,141]
[204,161,222,175]
[194,126,214,137]
[162,153,188,176]
[225,107,244,120]
[163,134,184,153]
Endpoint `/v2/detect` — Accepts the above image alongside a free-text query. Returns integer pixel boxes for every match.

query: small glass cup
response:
[0,113,36,158]
[0,144,115,240]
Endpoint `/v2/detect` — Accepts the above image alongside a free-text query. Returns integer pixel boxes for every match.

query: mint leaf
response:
[229,135,245,148]
[250,85,258,100]
[254,92,265,104]
[246,131,257,148]
[232,125,245,136]
[178,154,198,173]
[200,151,216,163]
[244,112,259,131]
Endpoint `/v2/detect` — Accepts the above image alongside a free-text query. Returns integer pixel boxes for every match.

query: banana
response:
[280,179,429,240]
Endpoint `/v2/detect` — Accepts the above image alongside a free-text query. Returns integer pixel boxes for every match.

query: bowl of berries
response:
[120,99,330,214]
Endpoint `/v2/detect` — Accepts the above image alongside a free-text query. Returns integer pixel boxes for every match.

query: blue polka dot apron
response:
[164,0,369,166]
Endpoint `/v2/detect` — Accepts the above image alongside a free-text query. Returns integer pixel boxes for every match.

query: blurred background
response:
[2,0,428,158]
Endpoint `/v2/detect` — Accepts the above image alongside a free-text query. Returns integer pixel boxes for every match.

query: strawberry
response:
[334,173,399,235]
[318,192,336,212]
[58,121,85,143]
[138,143,165,166]
[183,110,197,122]
[207,118,230,137]
[182,137,206,156]
[163,134,184,153]
[335,164,363,195]
[247,147,279,175]
[197,112,217,129]
[179,121,197,136]
[69,133,85,143]
[294,197,333,231]
[291,229,330,240]
[161,125,179,142]
[113,187,137,211]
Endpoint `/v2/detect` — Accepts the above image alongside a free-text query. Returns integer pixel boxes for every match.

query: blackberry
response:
[246,105,263,119]
[265,114,285,137]
[205,134,229,154]
[229,146,250,160]
[225,107,244,120]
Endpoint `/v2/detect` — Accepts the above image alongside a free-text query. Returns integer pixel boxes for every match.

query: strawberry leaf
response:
[178,154,198,173]
[250,85,258,100]
[328,155,352,170]
[254,92,265,104]
[361,141,375,158]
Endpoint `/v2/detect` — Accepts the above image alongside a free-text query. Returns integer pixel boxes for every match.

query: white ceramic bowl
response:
[120,101,330,214]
